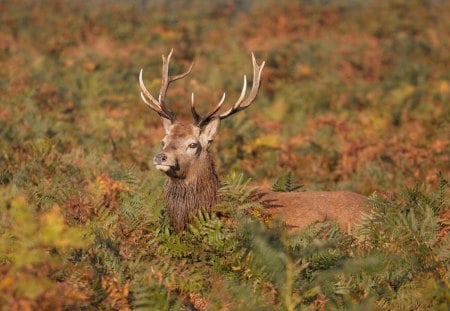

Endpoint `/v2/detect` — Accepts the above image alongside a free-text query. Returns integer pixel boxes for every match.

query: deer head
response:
[139,49,265,181]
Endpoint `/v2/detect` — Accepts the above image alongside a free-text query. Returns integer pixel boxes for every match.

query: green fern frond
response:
[219,172,256,203]
[272,171,304,192]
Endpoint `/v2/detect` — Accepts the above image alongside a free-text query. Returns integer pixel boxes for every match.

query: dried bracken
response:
[1,0,449,310]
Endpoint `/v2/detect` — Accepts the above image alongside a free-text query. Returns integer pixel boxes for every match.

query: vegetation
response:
[0,0,449,309]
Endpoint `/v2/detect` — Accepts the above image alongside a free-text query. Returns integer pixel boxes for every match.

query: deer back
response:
[258,190,369,233]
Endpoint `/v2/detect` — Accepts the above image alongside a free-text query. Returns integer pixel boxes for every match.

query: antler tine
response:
[139,49,193,122]
[219,53,265,120]
[171,62,194,82]
[139,69,173,120]
[159,48,172,103]
[205,92,226,119]
[160,49,194,102]
[219,75,247,117]
[159,49,194,119]
[191,92,227,127]
[190,53,265,127]
[243,53,263,109]
[191,93,201,124]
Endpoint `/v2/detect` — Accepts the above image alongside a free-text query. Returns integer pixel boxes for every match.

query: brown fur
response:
[169,122,196,138]
[257,190,369,233]
[158,124,369,233]
[163,139,219,231]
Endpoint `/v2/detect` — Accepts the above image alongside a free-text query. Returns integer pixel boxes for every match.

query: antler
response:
[139,48,193,122]
[191,53,265,127]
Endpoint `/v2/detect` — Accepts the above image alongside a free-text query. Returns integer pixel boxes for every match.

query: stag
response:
[139,50,368,232]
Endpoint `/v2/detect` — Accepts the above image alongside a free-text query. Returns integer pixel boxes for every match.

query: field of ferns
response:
[0,0,449,309]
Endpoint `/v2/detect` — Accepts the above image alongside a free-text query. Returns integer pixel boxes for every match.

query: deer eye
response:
[188,143,198,149]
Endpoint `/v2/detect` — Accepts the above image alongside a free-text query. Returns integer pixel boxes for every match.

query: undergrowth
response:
[0,0,449,309]
[0,164,448,309]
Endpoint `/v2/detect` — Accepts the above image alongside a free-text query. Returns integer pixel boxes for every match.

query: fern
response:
[272,171,304,192]
[188,210,227,248]
[219,172,257,203]
[217,172,262,217]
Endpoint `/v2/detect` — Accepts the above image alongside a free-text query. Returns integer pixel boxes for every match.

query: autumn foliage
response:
[0,0,449,309]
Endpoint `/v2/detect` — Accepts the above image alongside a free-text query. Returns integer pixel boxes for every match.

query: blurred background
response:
[1,0,449,193]
[1,0,449,309]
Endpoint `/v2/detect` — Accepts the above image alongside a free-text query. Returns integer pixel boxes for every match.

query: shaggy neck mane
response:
[164,152,219,231]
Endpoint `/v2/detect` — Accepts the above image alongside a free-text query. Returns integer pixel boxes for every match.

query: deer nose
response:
[154,153,168,165]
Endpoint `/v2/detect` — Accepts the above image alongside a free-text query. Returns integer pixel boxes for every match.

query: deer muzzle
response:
[153,152,177,173]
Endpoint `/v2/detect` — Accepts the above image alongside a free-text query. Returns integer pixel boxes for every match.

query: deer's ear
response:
[162,118,173,134]
[200,118,220,146]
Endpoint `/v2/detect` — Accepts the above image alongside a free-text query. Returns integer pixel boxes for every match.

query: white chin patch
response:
[155,165,171,172]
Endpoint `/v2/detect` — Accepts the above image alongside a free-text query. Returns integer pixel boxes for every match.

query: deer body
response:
[259,190,368,232]
[139,50,368,232]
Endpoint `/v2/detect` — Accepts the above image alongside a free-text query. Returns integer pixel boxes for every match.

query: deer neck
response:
[164,152,219,231]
